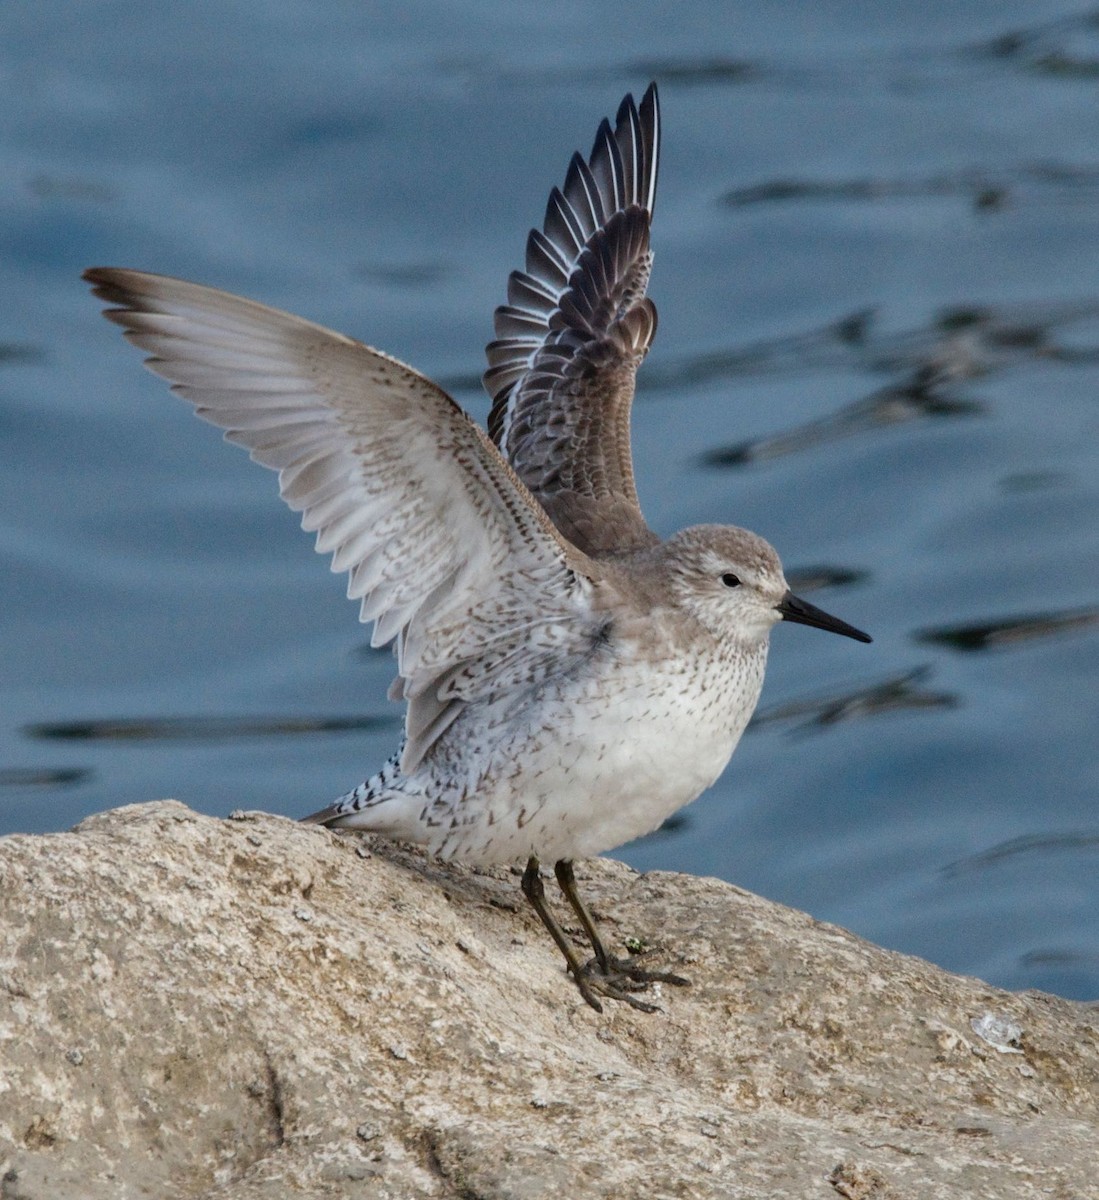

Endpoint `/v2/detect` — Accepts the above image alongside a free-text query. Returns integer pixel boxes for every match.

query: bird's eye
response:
[721,573,741,588]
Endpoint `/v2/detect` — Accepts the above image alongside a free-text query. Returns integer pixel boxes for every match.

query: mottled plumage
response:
[85,84,869,1012]
[485,86,660,556]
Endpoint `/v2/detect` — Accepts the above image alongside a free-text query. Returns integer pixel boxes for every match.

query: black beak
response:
[776,591,872,644]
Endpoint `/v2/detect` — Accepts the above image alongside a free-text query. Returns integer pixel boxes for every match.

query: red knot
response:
[85,84,870,1013]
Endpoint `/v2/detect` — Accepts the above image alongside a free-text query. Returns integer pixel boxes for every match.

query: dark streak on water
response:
[724,161,1099,213]
[749,667,957,733]
[0,344,45,364]
[0,768,92,789]
[943,831,1099,877]
[27,715,399,743]
[702,376,982,467]
[627,57,759,85]
[646,300,1099,402]
[915,608,1099,652]
[1020,948,1099,968]
[974,8,1099,76]
[784,566,869,592]
[353,261,452,288]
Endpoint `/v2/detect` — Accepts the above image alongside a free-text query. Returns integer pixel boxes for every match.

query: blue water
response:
[2,2,1097,1000]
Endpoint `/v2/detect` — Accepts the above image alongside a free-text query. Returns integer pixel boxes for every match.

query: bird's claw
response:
[572,954,691,1013]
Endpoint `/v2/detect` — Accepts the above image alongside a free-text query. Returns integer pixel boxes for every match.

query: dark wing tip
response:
[636,83,660,215]
[483,84,663,411]
[83,266,153,311]
[83,265,124,302]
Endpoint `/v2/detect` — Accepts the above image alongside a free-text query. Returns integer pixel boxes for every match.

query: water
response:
[2,2,1097,1000]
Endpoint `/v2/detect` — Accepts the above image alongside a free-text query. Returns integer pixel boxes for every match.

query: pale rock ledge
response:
[0,801,1096,1199]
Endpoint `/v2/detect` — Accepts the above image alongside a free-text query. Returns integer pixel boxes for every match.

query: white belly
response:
[411,641,768,866]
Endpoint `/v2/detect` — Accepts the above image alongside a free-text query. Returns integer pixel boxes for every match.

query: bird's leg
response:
[520,855,606,1012]
[553,858,612,971]
[520,856,689,1013]
[554,859,691,1007]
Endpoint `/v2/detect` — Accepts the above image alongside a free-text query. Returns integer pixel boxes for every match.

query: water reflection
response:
[724,162,1099,214]
[354,261,452,287]
[975,9,1099,77]
[916,607,1099,652]
[998,470,1070,493]
[749,666,956,733]
[685,298,1099,466]
[784,565,869,592]
[943,831,1099,877]
[1020,948,1099,970]
[26,715,398,742]
[626,57,758,85]
[0,344,44,364]
[703,374,981,467]
[643,309,880,390]
[678,299,1099,388]
[0,767,91,788]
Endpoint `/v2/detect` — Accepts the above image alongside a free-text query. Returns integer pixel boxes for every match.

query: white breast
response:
[424,637,769,866]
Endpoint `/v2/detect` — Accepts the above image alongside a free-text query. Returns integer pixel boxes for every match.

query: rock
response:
[0,801,1096,1199]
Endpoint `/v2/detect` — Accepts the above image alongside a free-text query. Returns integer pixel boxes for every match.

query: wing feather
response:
[484,84,662,557]
[85,267,604,772]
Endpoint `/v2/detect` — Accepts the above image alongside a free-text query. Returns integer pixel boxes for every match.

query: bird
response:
[84,82,870,1013]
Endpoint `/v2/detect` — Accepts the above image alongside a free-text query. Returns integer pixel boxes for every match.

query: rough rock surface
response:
[0,802,1096,1199]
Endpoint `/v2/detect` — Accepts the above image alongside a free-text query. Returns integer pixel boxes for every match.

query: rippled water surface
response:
[3,2,1098,999]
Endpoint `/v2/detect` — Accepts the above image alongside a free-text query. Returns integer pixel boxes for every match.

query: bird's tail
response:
[299,747,413,832]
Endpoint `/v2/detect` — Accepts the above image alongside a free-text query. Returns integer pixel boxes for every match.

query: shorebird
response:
[85,83,870,1012]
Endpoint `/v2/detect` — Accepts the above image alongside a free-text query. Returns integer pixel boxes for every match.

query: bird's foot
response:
[572,954,690,1014]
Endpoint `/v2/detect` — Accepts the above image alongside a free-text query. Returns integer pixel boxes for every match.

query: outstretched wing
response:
[484,84,661,558]
[85,268,603,773]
